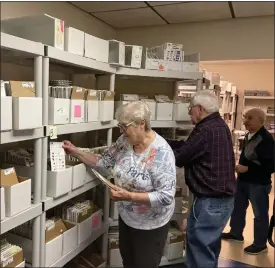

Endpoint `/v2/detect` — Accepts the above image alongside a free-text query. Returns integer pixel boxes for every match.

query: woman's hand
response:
[110,185,132,202]
[235,164,248,173]
[62,140,80,157]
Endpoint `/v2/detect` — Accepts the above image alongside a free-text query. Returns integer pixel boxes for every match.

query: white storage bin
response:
[164,230,184,260]
[67,162,86,190]
[62,221,78,256]
[110,201,119,221]
[156,103,173,120]
[86,100,99,122]
[173,103,189,121]
[125,45,143,69]
[47,168,73,198]
[65,27,84,56]
[108,40,125,66]
[70,99,85,124]
[1,187,5,221]
[13,97,42,130]
[48,97,70,125]
[91,209,102,232]
[143,100,156,120]
[1,14,64,50]
[109,238,123,267]
[84,34,109,63]
[0,96,12,131]
[99,101,114,122]
[78,216,92,244]
[45,235,63,267]
[167,61,182,72]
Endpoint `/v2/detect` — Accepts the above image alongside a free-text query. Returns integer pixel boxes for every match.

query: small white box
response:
[91,209,102,232]
[4,178,31,217]
[15,261,25,268]
[65,26,84,56]
[48,97,70,125]
[145,58,167,71]
[109,40,125,66]
[164,230,184,260]
[156,103,173,120]
[86,100,99,122]
[13,97,42,130]
[1,14,64,50]
[70,100,85,123]
[62,221,78,256]
[125,45,143,69]
[84,34,109,63]
[99,101,114,122]
[167,61,182,72]
[47,168,73,198]
[69,162,86,190]
[78,216,93,244]
[109,238,123,267]
[45,235,63,267]
[0,96,12,131]
[1,187,5,221]
[173,103,189,121]
[110,201,119,221]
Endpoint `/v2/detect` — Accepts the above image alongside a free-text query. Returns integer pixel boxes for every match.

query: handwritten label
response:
[4,167,14,175]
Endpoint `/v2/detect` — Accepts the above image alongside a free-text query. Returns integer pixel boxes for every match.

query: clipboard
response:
[91,169,117,191]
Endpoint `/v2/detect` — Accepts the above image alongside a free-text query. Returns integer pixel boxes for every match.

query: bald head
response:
[243,108,266,133]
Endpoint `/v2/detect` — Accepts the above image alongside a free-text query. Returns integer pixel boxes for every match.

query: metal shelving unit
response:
[0,33,203,267]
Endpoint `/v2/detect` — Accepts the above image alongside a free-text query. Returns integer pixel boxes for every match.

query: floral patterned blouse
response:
[96,132,176,230]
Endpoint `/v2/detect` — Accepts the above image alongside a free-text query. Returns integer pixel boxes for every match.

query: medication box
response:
[65,26,84,56]
[0,96,12,131]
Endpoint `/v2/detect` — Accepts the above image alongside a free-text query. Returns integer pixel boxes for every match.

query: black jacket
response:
[238,126,274,185]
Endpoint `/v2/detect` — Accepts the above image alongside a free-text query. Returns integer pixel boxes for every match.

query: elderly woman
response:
[63,101,176,268]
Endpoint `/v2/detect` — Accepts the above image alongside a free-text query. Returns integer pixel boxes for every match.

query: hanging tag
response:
[49,125,58,140]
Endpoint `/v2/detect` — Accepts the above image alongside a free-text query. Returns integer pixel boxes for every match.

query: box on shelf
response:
[99,91,115,122]
[212,72,220,85]
[166,61,182,72]
[164,229,185,260]
[84,34,109,63]
[181,53,200,72]
[173,102,189,121]
[174,187,183,214]
[0,168,31,217]
[155,95,173,121]
[0,240,24,268]
[1,14,64,50]
[77,215,93,244]
[91,207,103,233]
[70,87,85,124]
[115,94,139,112]
[108,40,125,66]
[142,48,167,71]
[0,96,12,131]
[62,220,78,256]
[110,201,118,221]
[65,26,84,56]
[125,45,143,69]
[48,97,70,125]
[1,187,5,221]
[66,161,86,190]
[108,237,123,267]
[85,89,99,122]
[79,254,106,268]
[86,167,97,183]
[15,261,25,267]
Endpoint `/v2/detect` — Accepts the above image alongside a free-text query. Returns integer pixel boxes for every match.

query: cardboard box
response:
[48,97,70,125]
[0,168,31,217]
[0,247,24,268]
[174,187,183,214]
[1,14,64,50]
[156,103,173,120]
[85,168,97,183]
[79,254,106,268]
[108,40,125,66]
[70,87,85,124]
[62,221,78,256]
[99,91,115,122]
[173,103,189,121]
[110,201,119,221]
[164,229,185,260]
[1,187,5,221]
[125,45,143,69]
[145,58,167,71]
[84,34,109,63]
[108,238,123,267]
[66,161,86,190]
[0,96,12,131]
[85,89,99,122]
[65,27,84,56]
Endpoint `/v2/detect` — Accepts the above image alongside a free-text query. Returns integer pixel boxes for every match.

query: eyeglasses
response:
[117,121,135,132]
[188,105,199,112]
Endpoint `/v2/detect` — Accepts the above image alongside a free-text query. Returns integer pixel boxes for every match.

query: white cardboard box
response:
[78,216,92,244]
[47,168,73,198]
[86,100,99,122]
[45,235,63,267]
[164,230,184,260]
[86,168,97,183]
[70,163,86,190]
[84,34,109,63]
[91,209,102,233]
[109,238,123,267]
[13,97,42,130]
[48,97,70,125]
[65,26,84,56]
[1,14,64,50]
[99,101,114,122]
[125,45,143,69]
[167,61,182,72]
[0,96,12,131]
[62,221,78,256]
[70,100,85,124]
[1,187,5,221]
[173,103,189,121]
[156,103,173,120]
[110,201,118,221]
[109,40,125,66]
[4,178,31,217]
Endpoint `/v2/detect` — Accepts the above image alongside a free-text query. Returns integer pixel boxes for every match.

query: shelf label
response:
[49,125,58,140]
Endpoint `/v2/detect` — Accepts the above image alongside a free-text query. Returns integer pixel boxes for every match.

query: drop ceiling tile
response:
[148,1,182,6]
[155,1,232,23]
[93,8,166,28]
[233,2,274,18]
[71,1,146,13]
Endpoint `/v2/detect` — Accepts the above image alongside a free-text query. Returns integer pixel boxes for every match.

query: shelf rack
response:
[0,33,203,267]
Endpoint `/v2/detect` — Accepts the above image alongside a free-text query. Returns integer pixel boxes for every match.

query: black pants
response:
[119,217,169,268]
[230,181,272,247]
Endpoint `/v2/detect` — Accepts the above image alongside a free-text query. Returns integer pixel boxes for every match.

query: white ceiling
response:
[69,1,275,28]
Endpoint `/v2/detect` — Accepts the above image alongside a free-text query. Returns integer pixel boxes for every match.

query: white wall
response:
[117,16,274,61]
[1,1,116,39]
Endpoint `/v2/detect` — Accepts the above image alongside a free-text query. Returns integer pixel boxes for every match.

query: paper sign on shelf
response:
[49,125,58,140]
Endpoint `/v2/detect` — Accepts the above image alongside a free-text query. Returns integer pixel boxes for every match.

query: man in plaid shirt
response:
[167,90,236,268]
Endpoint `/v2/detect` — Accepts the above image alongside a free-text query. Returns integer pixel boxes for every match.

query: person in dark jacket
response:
[167,90,236,268]
[222,108,274,255]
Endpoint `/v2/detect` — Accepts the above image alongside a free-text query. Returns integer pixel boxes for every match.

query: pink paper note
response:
[92,215,99,228]
[74,105,81,118]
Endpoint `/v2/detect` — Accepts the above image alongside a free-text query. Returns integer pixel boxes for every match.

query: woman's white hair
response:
[190,90,220,114]
[115,101,152,131]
